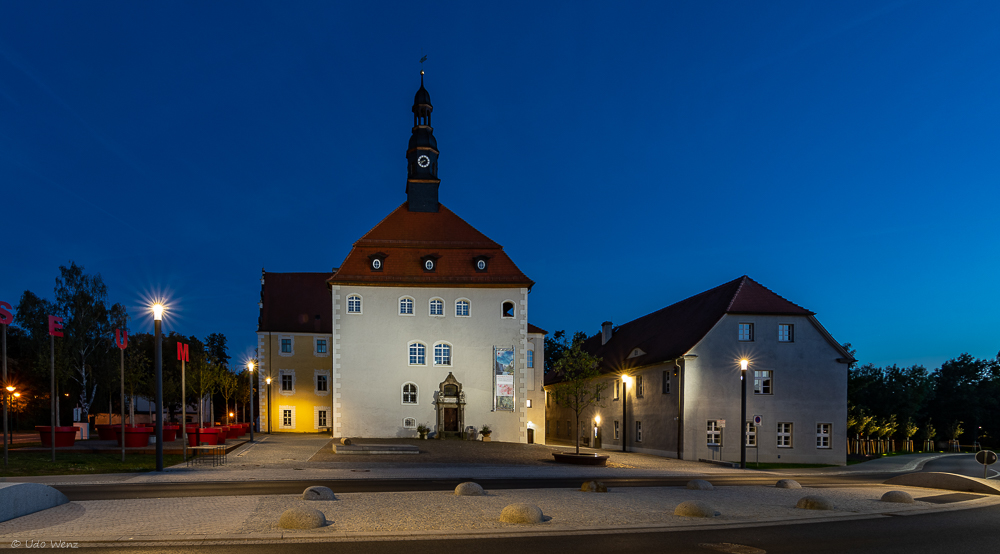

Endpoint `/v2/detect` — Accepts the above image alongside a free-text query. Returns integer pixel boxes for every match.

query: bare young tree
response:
[552,336,605,455]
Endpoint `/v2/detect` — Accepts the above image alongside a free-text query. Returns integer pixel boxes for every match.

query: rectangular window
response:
[707,420,722,446]
[318,410,327,428]
[347,295,361,313]
[738,323,754,342]
[777,422,793,447]
[527,350,534,368]
[613,379,620,400]
[614,420,620,440]
[816,423,831,449]
[281,338,292,353]
[635,421,642,442]
[281,374,293,392]
[778,324,794,342]
[745,421,756,447]
[754,370,773,395]
[662,370,670,394]
[636,375,644,397]
[545,391,549,407]
[526,399,532,408]
[316,374,328,392]
[316,339,327,354]
[282,409,292,427]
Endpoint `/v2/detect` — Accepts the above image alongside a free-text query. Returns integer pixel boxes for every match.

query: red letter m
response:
[177,342,189,362]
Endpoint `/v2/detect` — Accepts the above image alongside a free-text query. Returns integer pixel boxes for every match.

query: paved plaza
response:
[0,434,992,547]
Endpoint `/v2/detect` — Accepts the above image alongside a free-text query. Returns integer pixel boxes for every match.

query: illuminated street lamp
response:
[3,385,13,468]
[247,361,255,442]
[265,376,272,434]
[152,303,164,472]
[740,359,749,469]
[621,375,632,453]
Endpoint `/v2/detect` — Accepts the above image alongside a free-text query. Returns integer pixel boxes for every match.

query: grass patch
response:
[745,462,838,469]
[0,451,185,477]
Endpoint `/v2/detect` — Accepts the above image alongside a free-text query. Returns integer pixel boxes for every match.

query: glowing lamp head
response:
[152,303,164,321]
[13,393,20,398]
[247,361,255,372]
[740,359,749,371]
[265,377,272,385]
[595,415,601,425]
[229,412,234,418]
[5,386,14,392]
[621,374,632,387]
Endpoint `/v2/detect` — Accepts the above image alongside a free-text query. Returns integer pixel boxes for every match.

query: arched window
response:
[402,383,417,404]
[408,342,426,365]
[399,296,414,315]
[434,343,452,366]
[456,299,470,317]
[403,417,416,429]
[347,294,362,314]
[429,298,444,316]
[502,301,515,318]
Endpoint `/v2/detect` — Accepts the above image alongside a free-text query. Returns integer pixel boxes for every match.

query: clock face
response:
[417,155,430,168]
[424,259,434,271]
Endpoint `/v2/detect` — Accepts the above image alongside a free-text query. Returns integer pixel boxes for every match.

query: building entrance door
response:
[444,408,458,432]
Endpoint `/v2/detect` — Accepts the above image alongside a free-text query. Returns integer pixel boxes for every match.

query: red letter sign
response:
[0,301,12,325]
[115,329,128,349]
[48,315,64,337]
[177,342,189,362]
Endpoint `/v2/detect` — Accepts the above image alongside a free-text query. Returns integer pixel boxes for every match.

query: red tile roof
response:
[528,323,548,335]
[258,272,332,333]
[545,276,816,385]
[329,202,534,288]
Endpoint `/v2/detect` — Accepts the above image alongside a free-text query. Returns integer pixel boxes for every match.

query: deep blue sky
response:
[2,1,998,371]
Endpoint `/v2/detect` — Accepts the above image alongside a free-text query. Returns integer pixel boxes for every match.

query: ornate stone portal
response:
[435,372,465,439]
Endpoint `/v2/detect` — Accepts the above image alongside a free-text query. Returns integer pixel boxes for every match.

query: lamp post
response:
[740,359,748,469]
[247,361,255,442]
[621,375,631,453]
[265,376,272,434]
[152,303,164,472]
[3,385,13,468]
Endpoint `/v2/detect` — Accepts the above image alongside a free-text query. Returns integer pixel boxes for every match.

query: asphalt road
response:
[92,502,1000,554]
[922,453,999,479]
[52,473,891,501]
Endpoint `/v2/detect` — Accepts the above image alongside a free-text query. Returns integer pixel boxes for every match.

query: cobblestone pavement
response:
[1,483,997,546]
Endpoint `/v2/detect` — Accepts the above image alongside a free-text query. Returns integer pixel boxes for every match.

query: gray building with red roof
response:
[544,276,853,465]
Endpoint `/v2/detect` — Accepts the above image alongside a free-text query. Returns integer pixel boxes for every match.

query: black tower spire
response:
[406,71,440,212]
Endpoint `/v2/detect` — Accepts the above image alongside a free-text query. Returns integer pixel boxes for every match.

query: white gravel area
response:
[2,484,997,542]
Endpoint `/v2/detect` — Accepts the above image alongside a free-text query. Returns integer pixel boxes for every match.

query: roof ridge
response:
[725,275,749,312]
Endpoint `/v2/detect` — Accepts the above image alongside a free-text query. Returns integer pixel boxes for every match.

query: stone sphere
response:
[302,486,335,501]
[279,507,327,529]
[500,503,544,524]
[455,482,486,496]
[881,490,915,503]
[673,500,719,518]
[795,495,834,510]
[580,481,608,493]
[686,479,714,490]
[775,479,801,489]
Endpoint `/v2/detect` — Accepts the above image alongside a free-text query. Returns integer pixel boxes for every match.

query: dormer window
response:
[473,255,491,272]
[627,348,646,359]
[421,254,440,273]
[368,253,387,272]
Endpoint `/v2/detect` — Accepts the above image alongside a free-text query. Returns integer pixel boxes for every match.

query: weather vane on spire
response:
[420,55,427,75]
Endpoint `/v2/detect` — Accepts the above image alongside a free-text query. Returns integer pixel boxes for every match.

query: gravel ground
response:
[4,484,996,541]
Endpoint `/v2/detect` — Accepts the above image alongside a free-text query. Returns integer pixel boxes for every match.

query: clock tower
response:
[406,71,441,212]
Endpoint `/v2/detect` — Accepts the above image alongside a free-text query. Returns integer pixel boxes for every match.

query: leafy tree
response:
[544,330,587,374]
[217,368,239,425]
[551,335,605,454]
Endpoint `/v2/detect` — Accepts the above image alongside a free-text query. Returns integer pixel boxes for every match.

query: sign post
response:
[975,450,997,479]
[115,329,128,462]
[178,342,188,461]
[1,300,13,470]
[48,316,64,463]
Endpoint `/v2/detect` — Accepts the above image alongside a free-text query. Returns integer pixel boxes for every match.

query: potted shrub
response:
[480,424,492,442]
[417,423,430,440]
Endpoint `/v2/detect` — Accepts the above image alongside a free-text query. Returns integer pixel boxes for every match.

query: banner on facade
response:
[494,346,514,411]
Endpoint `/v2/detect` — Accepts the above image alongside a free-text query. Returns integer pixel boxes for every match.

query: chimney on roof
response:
[601,321,613,345]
